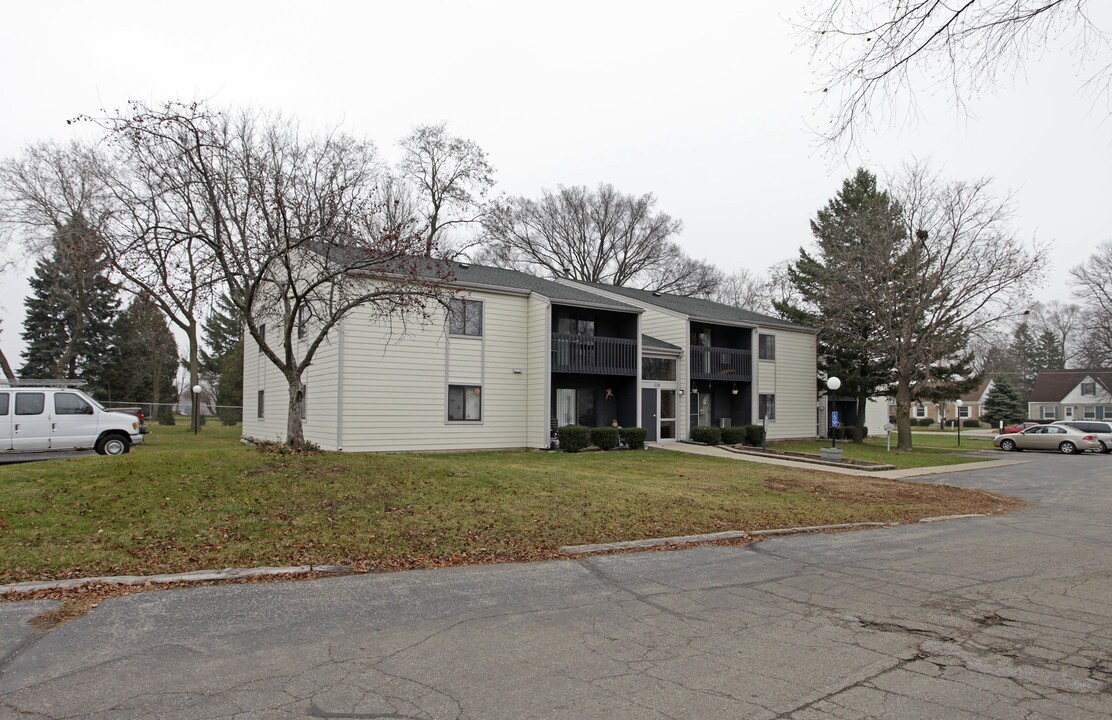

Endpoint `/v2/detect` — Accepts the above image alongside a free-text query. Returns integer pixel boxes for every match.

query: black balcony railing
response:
[551,334,637,375]
[690,346,752,381]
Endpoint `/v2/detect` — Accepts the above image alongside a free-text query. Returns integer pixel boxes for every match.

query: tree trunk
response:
[286,371,304,449]
[853,394,868,443]
[896,379,914,451]
[0,347,15,380]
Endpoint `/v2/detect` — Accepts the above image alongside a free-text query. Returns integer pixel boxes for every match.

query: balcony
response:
[690,346,751,381]
[551,334,637,376]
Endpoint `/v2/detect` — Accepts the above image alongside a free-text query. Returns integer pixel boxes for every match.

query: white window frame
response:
[758,333,776,361]
[1040,406,1057,420]
[1083,406,1096,420]
[759,393,776,421]
[915,405,927,419]
[1064,406,1074,419]
[958,405,970,418]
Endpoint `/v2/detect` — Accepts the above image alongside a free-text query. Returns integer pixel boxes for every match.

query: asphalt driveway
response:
[1,451,1110,719]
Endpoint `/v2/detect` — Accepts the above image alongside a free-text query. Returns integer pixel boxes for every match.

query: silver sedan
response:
[994,425,1101,455]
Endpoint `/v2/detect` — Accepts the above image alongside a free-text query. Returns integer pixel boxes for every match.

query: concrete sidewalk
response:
[653,442,1028,479]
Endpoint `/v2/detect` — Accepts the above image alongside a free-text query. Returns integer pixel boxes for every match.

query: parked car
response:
[1002,421,1040,435]
[0,387,145,455]
[993,424,1100,455]
[1051,420,1112,454]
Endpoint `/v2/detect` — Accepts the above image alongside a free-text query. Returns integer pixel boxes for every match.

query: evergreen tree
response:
[19,215,119,396]
[981,378,1027,426]
[1033,329,1065,371]
[776,168,902,442]
[1009,322,1038,398]
[201,293,244,425]
[104,296,179,422]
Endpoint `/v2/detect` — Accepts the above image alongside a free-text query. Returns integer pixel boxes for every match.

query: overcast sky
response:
[1,1,1109,366]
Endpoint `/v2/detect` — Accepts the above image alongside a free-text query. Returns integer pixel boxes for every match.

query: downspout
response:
[336,318,344,451]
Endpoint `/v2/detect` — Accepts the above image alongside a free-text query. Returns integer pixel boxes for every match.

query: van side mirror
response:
[85,405,95,414]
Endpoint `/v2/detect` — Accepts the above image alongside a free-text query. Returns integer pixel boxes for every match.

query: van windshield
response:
[84,395,106,412]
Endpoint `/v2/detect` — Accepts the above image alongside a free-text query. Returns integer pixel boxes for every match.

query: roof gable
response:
[1029,369,1112,402]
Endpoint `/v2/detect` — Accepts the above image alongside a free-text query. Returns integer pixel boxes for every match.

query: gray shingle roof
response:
[440,262,639,310]
[642,334,681,351]
[568,281,814,332]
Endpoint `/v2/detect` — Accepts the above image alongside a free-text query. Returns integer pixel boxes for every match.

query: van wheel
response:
[1058,441,1077,455]
[96,435,131,456]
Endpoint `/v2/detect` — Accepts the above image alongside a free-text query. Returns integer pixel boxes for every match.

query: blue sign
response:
[831,411,841,428]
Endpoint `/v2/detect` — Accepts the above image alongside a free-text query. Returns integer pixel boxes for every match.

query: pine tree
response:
[981,378,1027,426]
[104,296,179,422]
[19,216,119,396]
[1033,329,1065,370]
[1009,322,1038,397]
[776,168,902,442]
[201,293,244,425]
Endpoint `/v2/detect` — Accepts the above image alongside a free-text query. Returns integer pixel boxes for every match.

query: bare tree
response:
[398,123,495,258]
[871,162,1047,449]
[709,268,776,314]
[480,182,718,296]
[1071,240,1112,366]
[799,1,1110,152]
[92,102,456,448]
[1030,299,1084,365]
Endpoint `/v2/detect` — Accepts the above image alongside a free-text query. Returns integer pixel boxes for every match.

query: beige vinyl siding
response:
[638,309,688,437]
[242,329,293,443]
[864,398,890,435]
[447,336,483,384]
[758,361,776,394]
[339,289,533,452]
[759,328,818,440]
[526,294,551,448]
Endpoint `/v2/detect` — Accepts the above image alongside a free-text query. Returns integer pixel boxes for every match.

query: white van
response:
[0,387,145,455]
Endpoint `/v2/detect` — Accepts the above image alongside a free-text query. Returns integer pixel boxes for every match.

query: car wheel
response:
[1000,439,1017,452]
[95,435,131,456]
[1058,441,1077,455]
[1100,441,1109,454]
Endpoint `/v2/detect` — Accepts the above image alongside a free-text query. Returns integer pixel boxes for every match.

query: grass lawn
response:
[0,424,1013,584]
[769,435,996,469]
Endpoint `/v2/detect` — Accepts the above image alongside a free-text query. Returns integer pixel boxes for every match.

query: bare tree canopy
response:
[479,182,719,296]
[800,1,1110,151]
[1071,240,1112,366]
[397,122,495,257]
[86,101,455,448]
[710,268,777,314]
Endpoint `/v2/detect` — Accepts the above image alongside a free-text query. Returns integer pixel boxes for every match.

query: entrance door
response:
[659,389,677,439]
[641,388,657,442]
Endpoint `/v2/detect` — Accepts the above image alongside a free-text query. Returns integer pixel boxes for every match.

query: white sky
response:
[1,0,1110,365]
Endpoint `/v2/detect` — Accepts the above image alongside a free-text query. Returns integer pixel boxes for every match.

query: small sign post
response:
[830,410,840,448]
[884,422,895,452]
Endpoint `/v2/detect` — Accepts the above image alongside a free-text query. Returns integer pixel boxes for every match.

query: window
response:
[15,392,45,416]
[297,307,309,340]
[54,392,92,415]
[1040,406,1057,420]
[1083,406,1096,420]
[554,388,595,427]
[758,334,776,360]
[448,385,482,421]
[642,357,677,381]
[759,393,776,421]
[915,405,927,418]
[300,384,307,420]
[258,323,266,353]
[958,405,970,418]
[1081,382,1096,396]
[556,316,595,336]
[0,392,8,416]
[257,390,265,419]
[448,299,483,336]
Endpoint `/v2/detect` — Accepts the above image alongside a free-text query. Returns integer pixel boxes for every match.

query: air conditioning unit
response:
[719,418,732,428]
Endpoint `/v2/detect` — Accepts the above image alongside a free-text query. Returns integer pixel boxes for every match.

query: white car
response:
[1,387,145,455]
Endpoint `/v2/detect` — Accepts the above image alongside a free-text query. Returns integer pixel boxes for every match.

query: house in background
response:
[900,378,995,426]
[243,260,820,451]
[1028,369,1112,422]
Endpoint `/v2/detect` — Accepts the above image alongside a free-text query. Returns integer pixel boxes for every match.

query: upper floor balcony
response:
[690,346,752,381]
[551,334,638,376]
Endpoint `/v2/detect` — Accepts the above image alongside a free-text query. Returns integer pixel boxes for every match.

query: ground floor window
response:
[448,385,482,421]
[257,390,264,419]
[958,405,970,418]
[555,388,595,427]
[759,393,776,421]
[915,405,927,418]
[1040,406,1057,420]
[1083,406,1096,420]
[300,384,307,420]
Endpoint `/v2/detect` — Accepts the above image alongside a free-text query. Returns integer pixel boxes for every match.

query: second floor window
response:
[449,299,483,336]
[1080,382,1096,396]
[759,333,776,360]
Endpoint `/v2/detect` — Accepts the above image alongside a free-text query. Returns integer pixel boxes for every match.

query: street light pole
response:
[955,398,964,448]
[826,376,842,448]
[192,384,203,435]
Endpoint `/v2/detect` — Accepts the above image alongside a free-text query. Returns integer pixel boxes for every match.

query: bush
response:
[619,426,647,449]
[590,426,619,451]
[690,426,722,445]
[962,418,980,428]
[156,405,176,426]
[914,418,933,427]
[720,426,745,445]
[557,425,590,453]
[741,424,764,446]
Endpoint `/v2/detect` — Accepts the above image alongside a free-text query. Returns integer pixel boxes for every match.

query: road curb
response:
[0,564,347,596]
[561,522,902,555]
[919,513,987,523]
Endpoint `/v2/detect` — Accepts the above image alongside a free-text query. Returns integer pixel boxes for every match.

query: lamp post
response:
[191,384,203,435]
[826,376,842,448]
[955,399,964,447]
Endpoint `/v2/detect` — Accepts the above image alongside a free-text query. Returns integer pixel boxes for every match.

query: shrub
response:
[157,406,176,426]
[590,426,619,451]
[557,425,590,452]
[619,426,647,449]
[690,426,721,445]
[741,424,764,446]
[962,418,980,428]
[720,426,745,445]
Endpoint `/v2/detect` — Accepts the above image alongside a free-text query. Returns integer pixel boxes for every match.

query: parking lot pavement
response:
[1,452,1110,719]
[0,451,95,465]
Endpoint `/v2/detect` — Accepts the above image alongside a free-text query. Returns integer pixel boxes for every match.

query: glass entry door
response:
[659,389,677,439]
